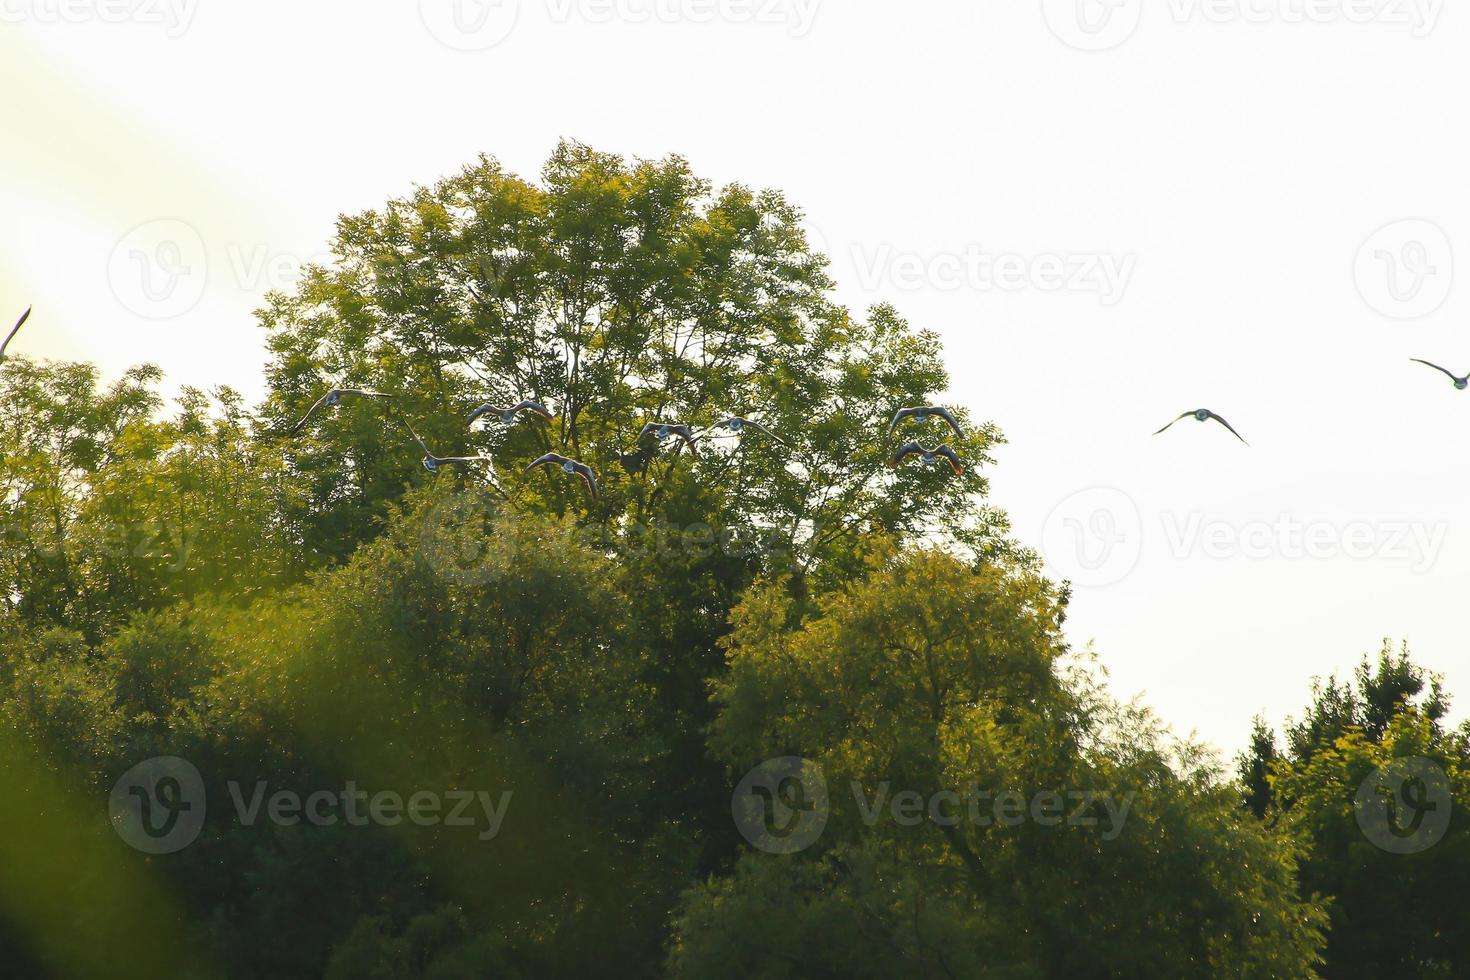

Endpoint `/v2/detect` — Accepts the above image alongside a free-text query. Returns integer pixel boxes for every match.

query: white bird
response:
[702,416,788,447]
[527,453,599,501]
[0,307,31,363]
[887,405,964,441]
[1154,409,1248,445]
[402,421,495,475]
[467,400,553,426]
[1411,359,1470,391]
[637,421,700,456]
[290,389,396,435]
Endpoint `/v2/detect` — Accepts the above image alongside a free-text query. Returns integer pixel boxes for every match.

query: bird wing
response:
[889,441,923,467]
[934,407,965,439]
[740,418,789,447]
[398,419,435,456]
[0,307,30,361]
[886,407,919,439]
[289,392,336,436]
[1205,412,1249,445]
[1411,359,1460,383]
[935,445,965,475]
[342,389,394,399]
[574,463,599,500]
[512,400,553,419]
[467,403,499,424]
[1153,412,1193,437]
[637,422,659,442]
[527,453,564,472]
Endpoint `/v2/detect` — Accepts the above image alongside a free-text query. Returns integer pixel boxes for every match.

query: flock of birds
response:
[5,306,1470,504]
[286,387,975,502]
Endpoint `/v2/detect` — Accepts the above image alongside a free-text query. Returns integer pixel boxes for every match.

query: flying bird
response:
[527,453,599,501]
[1410,359,1470,391]
[887,405,964,441]
[0,307,31,363]
[1154,409,1249,445]
[290,388,396,435]
[400,421,495,475]
[888,442,965,475]
[467,399,554,426]
[637,422,700,456]
[703,416,788,447]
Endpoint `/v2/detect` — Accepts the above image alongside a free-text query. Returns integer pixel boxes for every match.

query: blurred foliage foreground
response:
[1,143,1466,979]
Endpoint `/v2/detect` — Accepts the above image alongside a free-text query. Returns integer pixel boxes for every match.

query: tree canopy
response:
[1,142,1461,978]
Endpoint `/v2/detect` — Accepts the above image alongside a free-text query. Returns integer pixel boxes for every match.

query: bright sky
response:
[3,0,1466,758]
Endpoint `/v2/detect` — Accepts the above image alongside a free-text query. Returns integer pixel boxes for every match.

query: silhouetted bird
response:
[1154,409,1248,445]
[1411,359,1470,391]
[888,442,965,475]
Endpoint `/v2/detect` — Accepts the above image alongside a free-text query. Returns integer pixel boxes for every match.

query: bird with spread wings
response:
[527,453,599,501]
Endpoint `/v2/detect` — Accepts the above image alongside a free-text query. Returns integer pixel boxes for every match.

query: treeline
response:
[0,143,1464,978]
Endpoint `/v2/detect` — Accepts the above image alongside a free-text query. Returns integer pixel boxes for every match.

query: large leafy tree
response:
[674,547,1328,977]
[259,141,1009,575]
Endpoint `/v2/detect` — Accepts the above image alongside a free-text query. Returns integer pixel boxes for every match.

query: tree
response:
[674,547,1328,977]
[1248,644,1469,978]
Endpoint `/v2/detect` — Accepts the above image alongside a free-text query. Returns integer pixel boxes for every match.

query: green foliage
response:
[1243,644,1470,978]
[0,143,1422,978]
[676,548,1327,978]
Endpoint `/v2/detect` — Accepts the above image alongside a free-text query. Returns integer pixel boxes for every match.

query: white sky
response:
[3,0,1466,758]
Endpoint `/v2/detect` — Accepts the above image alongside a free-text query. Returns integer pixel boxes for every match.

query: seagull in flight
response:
[637,422,700,456]
[888,442,965,475]
[1,307,31,363]
[702,416,788,447]
[467,399,553,426]
[1154,409,1248,445]
[290,388,396,435]
[887,405,964,441]
[1411,359,1470,391]
[528,453,599,501]
[401,421,495,475]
